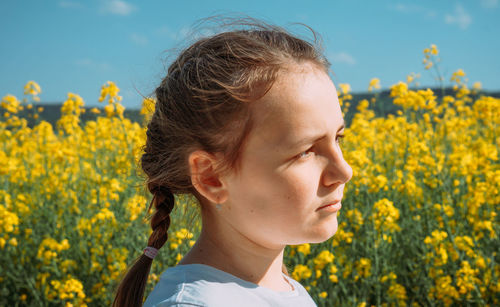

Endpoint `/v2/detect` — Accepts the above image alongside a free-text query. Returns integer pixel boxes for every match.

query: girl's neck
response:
[178,228,291,292]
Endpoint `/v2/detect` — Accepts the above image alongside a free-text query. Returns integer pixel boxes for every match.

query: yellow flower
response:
[475,257,486,269]
[426,230,448,245]
[292,264,312,281]
[368,78,381,92]
[406,72,420,85]
[429,275,459,304]
[388,283,407,304]
[104,104,114,117]
[356,258,371,278]
[338,83,351,95]
[380,272,397,283]
[372,198,401,232]
[125,194,146,221]
[24,81,42,96]
[90,107,101,114]
[430,44,439,55]
[315,269,322,278]
[175,253,183,264]
[370,175,388,193]
[176,228,194,240]
[295,243,311,256]
[318,291,327,298]
[329,264,338,274]
[313,250,334,270]
[1,94,22,114]
[9,238,18,246]
[50,276,86,301]
[37,237,71,264]
[454,236,474,257]
[435,245,449,266]
[0,206,20,233]
[115,103,125,118]
[141,97,156,120]
[329,274,338,283]
[356,99,370,112]
[329,264,339,282]
[99,81,122,104]
[456,261,479,295]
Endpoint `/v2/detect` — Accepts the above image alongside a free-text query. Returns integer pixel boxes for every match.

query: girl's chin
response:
[306,223,339,244]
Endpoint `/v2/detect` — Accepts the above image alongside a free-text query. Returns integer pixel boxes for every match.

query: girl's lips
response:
[316,200,341,211]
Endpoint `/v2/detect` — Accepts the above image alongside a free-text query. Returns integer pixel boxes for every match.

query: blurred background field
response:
[1,43,499,306]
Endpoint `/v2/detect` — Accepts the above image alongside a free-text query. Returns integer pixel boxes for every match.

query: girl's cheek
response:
[284,175,314,201]
[276,162,319,200]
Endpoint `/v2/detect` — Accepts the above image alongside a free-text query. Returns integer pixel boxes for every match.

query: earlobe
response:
[188,150,228,205]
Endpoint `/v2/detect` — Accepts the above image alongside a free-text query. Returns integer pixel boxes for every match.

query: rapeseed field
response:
[1,45,498,306]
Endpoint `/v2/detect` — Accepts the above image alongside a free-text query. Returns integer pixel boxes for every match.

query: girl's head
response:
[142,23,330,192]
[113,18,352,307]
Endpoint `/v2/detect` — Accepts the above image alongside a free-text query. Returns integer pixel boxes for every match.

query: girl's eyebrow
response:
[289,121,345,148]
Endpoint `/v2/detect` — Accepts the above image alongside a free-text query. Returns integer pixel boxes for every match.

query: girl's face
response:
[220,63,353,249]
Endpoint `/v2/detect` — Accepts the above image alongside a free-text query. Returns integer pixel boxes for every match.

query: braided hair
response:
[147,185,175,250]
[112,185,175,307]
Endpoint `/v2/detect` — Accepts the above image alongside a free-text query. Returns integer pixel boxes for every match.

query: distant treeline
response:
[15,88,500,129]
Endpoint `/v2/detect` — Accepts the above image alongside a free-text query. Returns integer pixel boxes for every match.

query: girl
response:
[113,18,353,307]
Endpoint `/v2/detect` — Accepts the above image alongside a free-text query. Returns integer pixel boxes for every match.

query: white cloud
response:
[59,1,83,8]
[445,4,472,30]
[389,3,436,19]
[75,58,111,71]
[328,52,356,65]
[156,26,180,40]
[100,0,135,16]
[130,33,148,46]
[391,3,422,13]
[480,0,498,8]
[426,10,437,18]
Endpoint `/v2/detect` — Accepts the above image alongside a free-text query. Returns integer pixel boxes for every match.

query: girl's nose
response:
[322,146,353,187]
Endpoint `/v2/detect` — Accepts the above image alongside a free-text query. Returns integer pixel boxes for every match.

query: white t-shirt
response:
[143,263,317,307]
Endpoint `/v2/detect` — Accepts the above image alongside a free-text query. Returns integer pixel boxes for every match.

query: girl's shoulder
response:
[143,264,317,307]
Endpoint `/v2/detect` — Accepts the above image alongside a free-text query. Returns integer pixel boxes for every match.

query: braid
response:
[148,186,175,250]
[112,186,175,307]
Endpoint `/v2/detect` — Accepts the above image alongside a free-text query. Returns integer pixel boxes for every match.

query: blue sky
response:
[1,0,499,108]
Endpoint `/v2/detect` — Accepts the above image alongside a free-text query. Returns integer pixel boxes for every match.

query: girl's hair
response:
[112,17,330,307]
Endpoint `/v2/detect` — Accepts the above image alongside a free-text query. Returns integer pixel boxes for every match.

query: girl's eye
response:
[297,148,314,160]
[295,134,345,160]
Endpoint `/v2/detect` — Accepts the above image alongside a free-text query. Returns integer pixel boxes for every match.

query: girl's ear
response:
[188,150,228,205]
